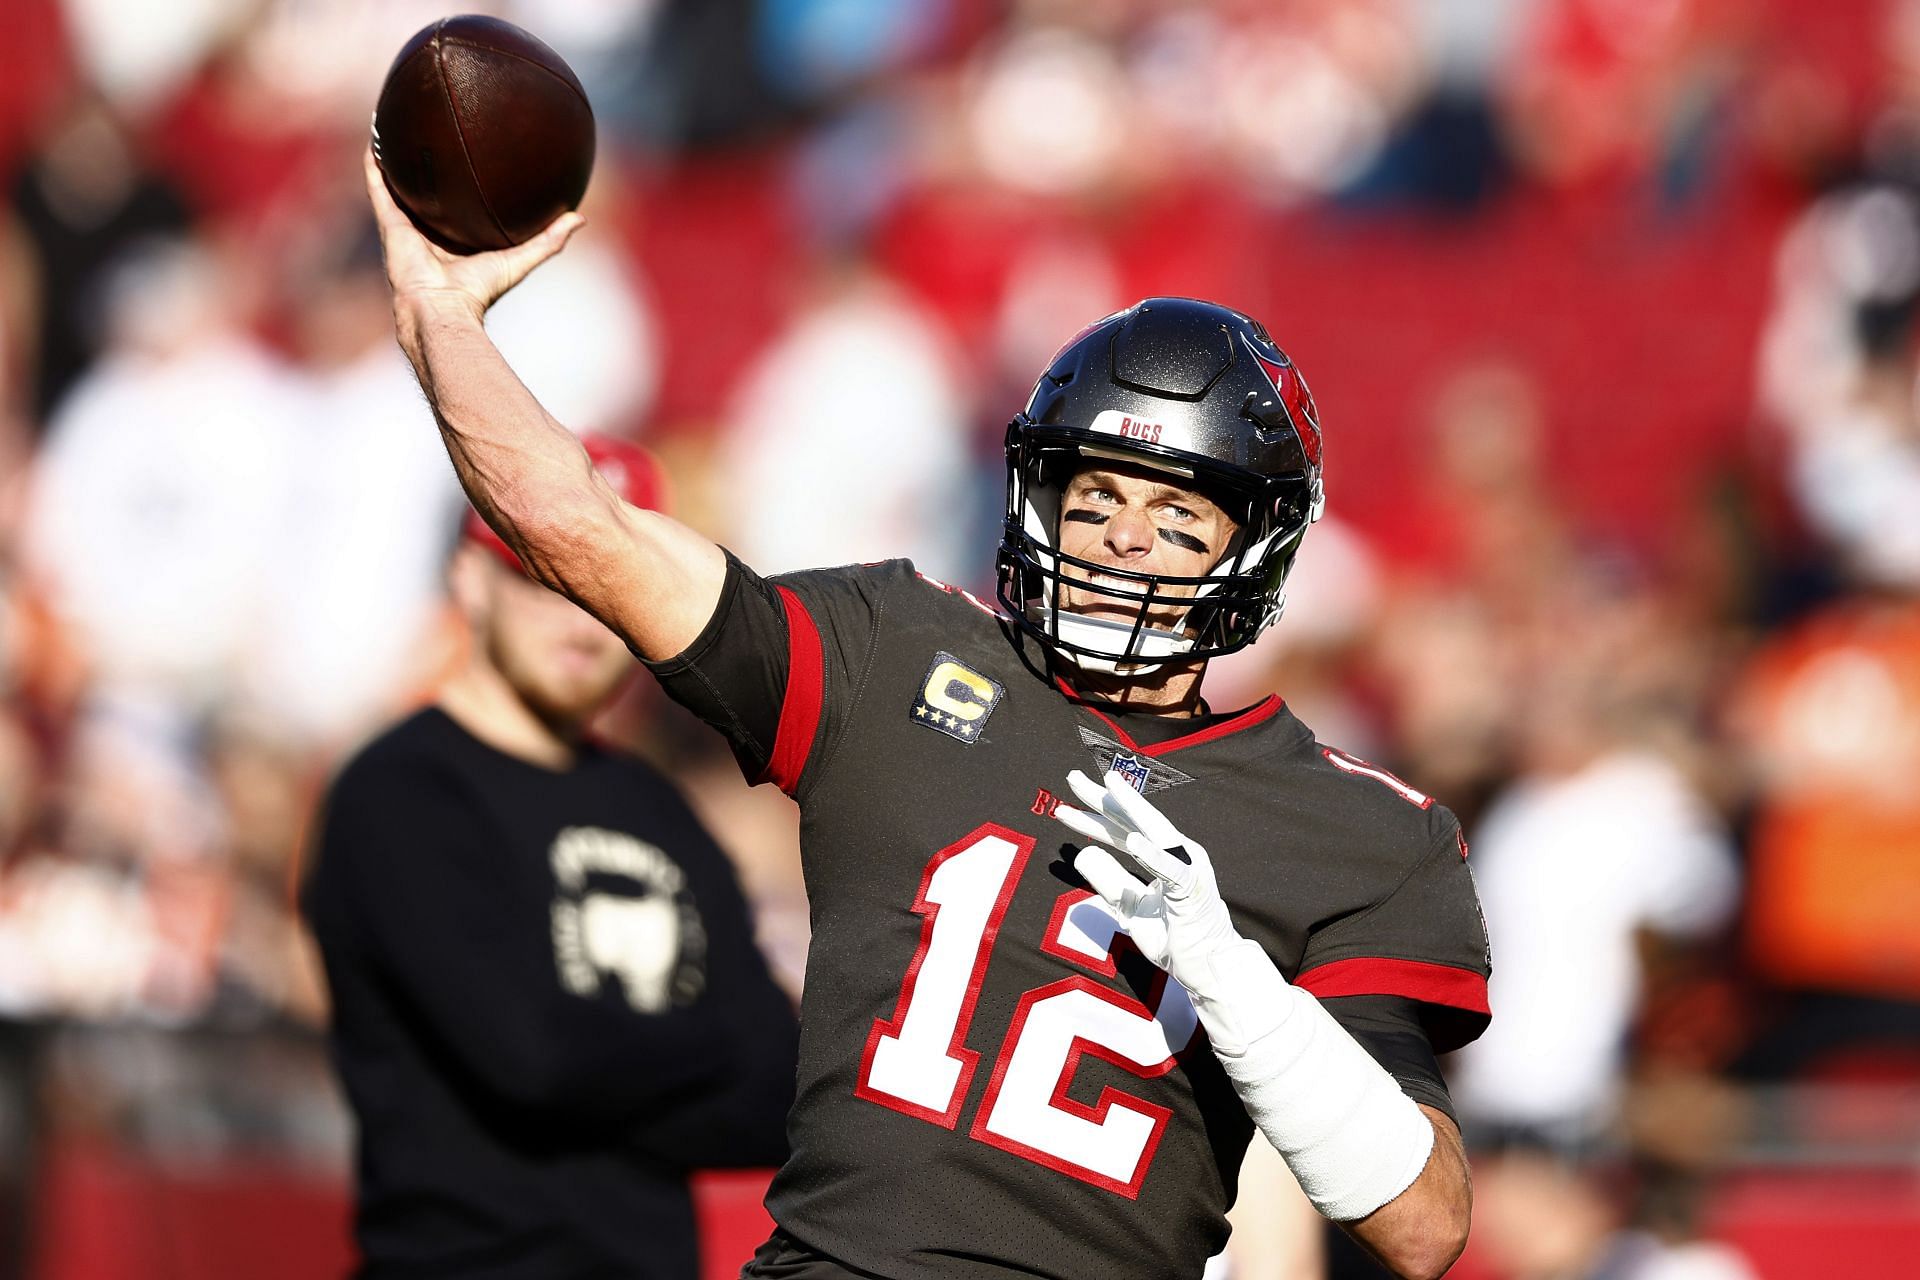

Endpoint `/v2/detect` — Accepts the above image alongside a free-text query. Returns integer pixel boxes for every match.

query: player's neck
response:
[1056,657,1209,716]
[437,660,584,770]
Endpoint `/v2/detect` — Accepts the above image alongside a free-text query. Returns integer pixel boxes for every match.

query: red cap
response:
[462,434,671,573]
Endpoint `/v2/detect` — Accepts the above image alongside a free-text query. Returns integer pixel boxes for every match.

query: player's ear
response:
[448,541,495,623]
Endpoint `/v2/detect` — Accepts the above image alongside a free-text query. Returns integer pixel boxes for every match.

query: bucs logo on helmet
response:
[1243,334,1321,468]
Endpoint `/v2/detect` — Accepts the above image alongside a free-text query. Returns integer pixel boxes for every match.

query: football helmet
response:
[995,297,1325,671]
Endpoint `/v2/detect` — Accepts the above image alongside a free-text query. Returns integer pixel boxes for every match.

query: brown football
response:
[372,15,594,254]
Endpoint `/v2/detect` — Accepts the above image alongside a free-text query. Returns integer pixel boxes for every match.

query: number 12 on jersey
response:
[855,824,1199,1196]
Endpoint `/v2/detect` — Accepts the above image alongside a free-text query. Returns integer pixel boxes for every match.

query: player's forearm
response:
[396,296,608,585]
[1196,953,1467,1277]
[392,296,728,657]
[1343,1107,1471,1280]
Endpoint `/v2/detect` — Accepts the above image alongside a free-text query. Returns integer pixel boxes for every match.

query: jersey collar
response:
[1053,676,1284,756]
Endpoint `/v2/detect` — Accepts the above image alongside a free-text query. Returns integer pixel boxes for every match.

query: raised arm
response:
[364,145,724,660]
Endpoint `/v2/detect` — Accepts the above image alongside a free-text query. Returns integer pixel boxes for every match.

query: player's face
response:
[477,555,633,723]
[1055,464,1240,630]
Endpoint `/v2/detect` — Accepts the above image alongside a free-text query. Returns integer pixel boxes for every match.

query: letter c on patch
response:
[924,661,993,721]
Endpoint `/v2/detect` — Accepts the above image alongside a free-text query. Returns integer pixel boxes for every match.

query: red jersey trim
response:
[761,586,824,795]
[1294,957,1490,1015]
[1054,678,1283,756]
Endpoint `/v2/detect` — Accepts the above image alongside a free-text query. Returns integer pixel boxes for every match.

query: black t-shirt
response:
[302,707,798,1280]
[647,558,1491,1280]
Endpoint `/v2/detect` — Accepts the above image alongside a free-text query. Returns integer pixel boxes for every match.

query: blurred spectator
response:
[1738,91,1920,1078]
[486,223,661,439]
[1729,596,1920,1074]
[304,438,796,1278]
[59,0,246,113]
[1451,674,1741,1148]
[22,236,295,723]
[243,217,466,749]
[1496,0,1756,206]
[1760,180,1920,589]
[1370,362,1570,823]
[5,87,191,423]
[1445,577,1743,1280]
[720,262,976,579]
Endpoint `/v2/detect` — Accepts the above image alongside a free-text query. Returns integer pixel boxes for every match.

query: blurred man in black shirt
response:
[304,436,796,1279]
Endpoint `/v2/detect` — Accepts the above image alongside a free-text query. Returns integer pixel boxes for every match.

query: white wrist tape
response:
[1198,940,1436,1222]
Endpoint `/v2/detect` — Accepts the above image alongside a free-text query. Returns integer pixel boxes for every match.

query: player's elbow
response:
[500,483,624,594]
[1375,1204,1470,1280]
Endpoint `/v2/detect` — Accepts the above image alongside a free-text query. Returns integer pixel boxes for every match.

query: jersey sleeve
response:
[645,553,899,799]
[1294,808,1492,1054]
[1320,994,1457,1123]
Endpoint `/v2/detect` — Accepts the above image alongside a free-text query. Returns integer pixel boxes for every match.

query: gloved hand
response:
[1055,768,1438,1223]
[1055,768,1286,1055]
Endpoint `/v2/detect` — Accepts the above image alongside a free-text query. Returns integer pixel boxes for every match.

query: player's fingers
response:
[1074,846,1147,914]
[500,210,585,279]
[363,141,413,233]
[1072,768,1151,840]
[1101,770,1186,847]
[1054,802,1130,852]
[1065,769,1114,817]
[1124,831,1199,894]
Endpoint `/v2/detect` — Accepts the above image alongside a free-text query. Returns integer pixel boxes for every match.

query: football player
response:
[363,146,1489,1280]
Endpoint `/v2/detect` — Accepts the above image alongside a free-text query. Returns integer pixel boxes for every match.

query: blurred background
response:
[1,0,1918,1276]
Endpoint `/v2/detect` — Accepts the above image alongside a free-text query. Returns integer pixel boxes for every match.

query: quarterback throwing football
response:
[364,147,1489,1280]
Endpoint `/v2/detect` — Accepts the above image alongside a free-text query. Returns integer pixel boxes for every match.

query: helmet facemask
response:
[998,428,1317,674]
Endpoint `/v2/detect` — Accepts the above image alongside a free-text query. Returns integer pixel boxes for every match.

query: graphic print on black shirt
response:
[648,557,1490,1280]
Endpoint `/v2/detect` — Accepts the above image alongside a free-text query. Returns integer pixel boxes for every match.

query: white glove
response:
[1054,767,1437,1222]
[1054,768,1287,1054]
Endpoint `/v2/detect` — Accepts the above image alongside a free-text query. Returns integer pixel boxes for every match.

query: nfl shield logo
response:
[1111,752,1152,794]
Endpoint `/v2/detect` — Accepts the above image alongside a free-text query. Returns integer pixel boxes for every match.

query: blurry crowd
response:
[1,0,1919,1277]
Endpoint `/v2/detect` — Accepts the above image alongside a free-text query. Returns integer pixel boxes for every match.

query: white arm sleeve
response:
[1202,940,1436,1222]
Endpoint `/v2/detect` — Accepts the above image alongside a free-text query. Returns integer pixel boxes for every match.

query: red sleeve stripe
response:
[1294,957,1490,1015]
[761,586,824,796]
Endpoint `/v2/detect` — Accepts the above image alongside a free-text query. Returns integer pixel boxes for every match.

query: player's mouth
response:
[1066,567,1192,601]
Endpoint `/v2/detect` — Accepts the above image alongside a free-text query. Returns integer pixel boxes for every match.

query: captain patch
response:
[911,652,1004,744]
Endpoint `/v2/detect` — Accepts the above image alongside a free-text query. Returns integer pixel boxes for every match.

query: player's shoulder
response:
[1279,735,1463,861]
[768,556,912,594]
[772,558,1004,630]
